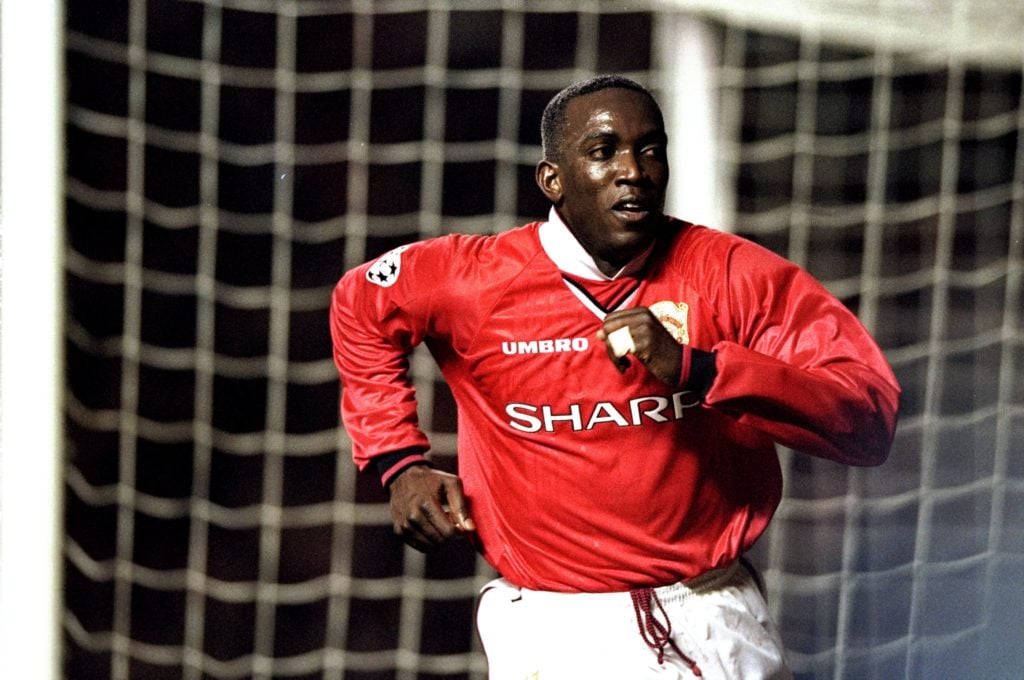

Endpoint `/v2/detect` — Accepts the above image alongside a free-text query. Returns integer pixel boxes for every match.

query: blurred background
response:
[2,0,1023,678]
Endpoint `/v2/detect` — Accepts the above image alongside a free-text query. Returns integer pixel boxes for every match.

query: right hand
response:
[388,465,476,552]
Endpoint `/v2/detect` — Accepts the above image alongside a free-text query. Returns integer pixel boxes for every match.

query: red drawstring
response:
[630,587,703,677]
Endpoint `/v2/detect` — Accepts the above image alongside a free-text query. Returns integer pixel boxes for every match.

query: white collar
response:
[537,207,653,281]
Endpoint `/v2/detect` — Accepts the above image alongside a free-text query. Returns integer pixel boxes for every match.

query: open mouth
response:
[612,198,653,223]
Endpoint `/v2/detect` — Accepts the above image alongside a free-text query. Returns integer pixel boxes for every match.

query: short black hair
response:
[540,75,663,162]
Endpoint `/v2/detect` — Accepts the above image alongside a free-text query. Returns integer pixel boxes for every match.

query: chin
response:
[619,218,662,240]
[611,231,656,258]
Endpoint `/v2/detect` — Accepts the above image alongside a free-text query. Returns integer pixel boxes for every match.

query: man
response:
[331,75,900,679]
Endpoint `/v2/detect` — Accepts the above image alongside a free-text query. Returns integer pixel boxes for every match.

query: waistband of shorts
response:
[650,561,742,605]
[495,561,742,603]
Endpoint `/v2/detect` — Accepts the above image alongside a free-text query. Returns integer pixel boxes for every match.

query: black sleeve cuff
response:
[372,447,432,487]
[686,348,717,399]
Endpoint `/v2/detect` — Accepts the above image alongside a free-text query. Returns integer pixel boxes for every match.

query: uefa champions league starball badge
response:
[649,300,690,345]
[365,244,411,287]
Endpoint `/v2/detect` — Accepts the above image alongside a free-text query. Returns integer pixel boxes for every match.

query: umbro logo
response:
[501,337,590,355]
[365,245,410,287]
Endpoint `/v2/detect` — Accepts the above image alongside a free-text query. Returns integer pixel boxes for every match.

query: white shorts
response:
[476,562,792,680]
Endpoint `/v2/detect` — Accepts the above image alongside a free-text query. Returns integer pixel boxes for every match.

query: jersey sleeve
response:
[330,242,444,472]
[703,239,901,466]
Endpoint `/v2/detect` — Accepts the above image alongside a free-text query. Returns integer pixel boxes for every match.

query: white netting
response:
[712,17,1024,678]
[660,0,1024,67]
[62,1,1023,679]
[64,2,659,679]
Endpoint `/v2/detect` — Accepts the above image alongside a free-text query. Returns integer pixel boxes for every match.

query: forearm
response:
[704,342,899,465]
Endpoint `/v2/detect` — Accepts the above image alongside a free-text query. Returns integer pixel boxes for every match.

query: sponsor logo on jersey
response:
[501,337,590,355]
[506,391,700,433]
[649,300,689,345]
[366,244,410,287]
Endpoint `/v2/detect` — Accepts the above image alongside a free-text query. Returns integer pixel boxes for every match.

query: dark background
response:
[63,2,1023,679]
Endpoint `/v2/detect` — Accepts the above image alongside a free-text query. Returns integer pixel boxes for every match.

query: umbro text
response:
[501,337,589,355]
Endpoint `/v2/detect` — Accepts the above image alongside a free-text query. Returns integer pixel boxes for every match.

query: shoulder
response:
[339,221,544,297]
[429,221,543,264]
[661,218,797,278]
[397,221,540,260]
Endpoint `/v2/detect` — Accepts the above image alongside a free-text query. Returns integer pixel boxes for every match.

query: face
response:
[536,88,669,276]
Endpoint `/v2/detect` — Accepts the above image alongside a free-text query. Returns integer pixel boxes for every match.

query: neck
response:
[591,252,632,278]
[585,237,657,278]
[541,208,660,280]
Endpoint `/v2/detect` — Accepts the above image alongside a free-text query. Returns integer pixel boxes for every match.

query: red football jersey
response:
[330,214,900,592]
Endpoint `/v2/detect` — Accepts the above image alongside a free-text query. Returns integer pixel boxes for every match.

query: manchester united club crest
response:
[365,244,410,288]
[649,300,689,345]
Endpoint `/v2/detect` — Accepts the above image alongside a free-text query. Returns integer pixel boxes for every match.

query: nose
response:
[615,150,644,184]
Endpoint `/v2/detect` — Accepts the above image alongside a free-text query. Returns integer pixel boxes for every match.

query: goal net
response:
[62,1,1022,679]
[710,18,1024,680]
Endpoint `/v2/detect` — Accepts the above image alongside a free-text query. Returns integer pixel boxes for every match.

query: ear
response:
[535,159,563,205]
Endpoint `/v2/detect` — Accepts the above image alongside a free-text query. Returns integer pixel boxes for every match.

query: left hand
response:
[597,308,681,386]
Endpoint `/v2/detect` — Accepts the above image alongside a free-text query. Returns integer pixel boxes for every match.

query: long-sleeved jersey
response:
[330,215,900,593]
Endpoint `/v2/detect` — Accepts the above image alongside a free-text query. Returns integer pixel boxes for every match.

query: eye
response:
[641,144,666,160]
[588,145,614,161]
